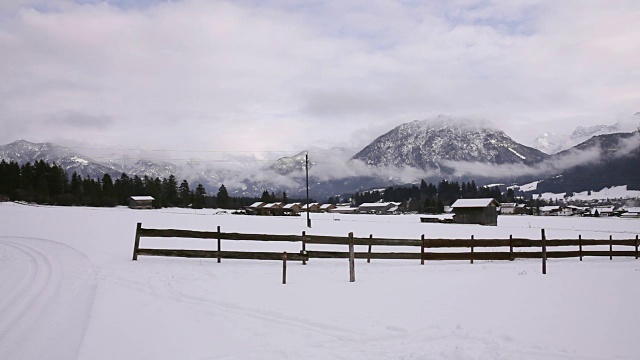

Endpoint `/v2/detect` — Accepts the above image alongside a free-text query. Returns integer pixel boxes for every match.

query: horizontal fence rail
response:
[132,223,639,281]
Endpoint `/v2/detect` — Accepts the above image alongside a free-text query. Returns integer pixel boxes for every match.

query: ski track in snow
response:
[0,236,97,360]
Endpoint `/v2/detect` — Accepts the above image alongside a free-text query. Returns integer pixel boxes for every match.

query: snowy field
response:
[1,202,639,360]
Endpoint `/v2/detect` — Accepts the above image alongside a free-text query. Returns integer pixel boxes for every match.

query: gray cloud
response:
[0,0,638,156]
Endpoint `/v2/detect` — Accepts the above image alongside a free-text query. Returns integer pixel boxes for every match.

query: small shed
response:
[129,196,155,209]
[451,198,499,226]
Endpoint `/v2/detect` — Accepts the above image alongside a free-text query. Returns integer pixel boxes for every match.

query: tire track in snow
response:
[101,269,360,342]
[0,236,97,360]
[0,240,56,343]
[161,279,361,342]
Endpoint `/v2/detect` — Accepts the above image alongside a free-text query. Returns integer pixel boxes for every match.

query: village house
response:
[539,205,563,216]
[500,203,527,215]
[358,202,400,214]
[245,202,266,215]
[589,206,615,217]
[128,196,155,209]
[319,204,337,212]
[451,198,499,226]
[621,207,640,218]
[260,203,285,216]
[282,203,302,215]
[329,206,359,214]
[302,203,321,213]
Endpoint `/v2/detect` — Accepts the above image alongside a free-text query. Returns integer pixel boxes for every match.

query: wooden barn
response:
[451,198,499,226]
[128,196,155,209]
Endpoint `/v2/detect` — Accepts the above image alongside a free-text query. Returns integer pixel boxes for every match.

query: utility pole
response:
[306,152,311,228]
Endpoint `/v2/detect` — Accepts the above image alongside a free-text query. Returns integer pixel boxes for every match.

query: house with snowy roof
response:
[451,198,499,226]
[621,207,640,218]
[128,196,155,209]
[500,203,527,215]
[282,203,302,214]
[319,204,337,212]
[330,206,359,214]
[358,202,400,214]
[302,203,320,212]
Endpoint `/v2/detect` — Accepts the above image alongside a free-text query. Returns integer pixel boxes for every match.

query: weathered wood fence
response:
[132,223,640,282]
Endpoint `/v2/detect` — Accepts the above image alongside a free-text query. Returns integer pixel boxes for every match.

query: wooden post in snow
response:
[421,234,425,265]
[301,231,307,265]
[282,252,287,285]
[635,235,639,260]
[579,235,583,261]
[217,226,221,263]
[132,222,141,261]
[367,234,372,264]
[609,235,613,260]
[509,234,513,261]
[348,232,355,282]
[470,235,474,264]
[541,229,547,275]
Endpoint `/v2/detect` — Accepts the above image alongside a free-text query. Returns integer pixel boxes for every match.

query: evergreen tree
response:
[178,180,191,207]
[193,184,206,209]
[217,184,230,209]
[162,175,179,207]
[102,174,116,206]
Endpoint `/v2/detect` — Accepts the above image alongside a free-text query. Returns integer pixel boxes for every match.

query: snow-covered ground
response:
[1,202,639,360]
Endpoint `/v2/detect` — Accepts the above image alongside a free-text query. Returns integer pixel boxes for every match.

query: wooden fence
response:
[132,223,640,282]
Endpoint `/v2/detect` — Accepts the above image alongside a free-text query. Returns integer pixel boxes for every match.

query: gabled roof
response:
[359,202,395,208]
[263,203,284,208]
[248,202,265,208]
[130,196,155,201]
[320,204,336,209]
[451,198,499,208]
[283,203,301,209]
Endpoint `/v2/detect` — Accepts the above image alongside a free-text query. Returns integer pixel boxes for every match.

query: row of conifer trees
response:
[0,160,275,209]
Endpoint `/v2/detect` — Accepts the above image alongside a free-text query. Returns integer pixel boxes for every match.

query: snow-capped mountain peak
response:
[352,116,547,170]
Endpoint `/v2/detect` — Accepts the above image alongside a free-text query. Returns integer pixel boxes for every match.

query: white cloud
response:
[0,0,638,158]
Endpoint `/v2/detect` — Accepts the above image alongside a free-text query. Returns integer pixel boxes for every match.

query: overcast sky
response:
[1,0,639,161]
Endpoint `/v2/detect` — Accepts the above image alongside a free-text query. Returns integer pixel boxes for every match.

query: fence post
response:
[421,234,425,265]
[301,231,307,265]
[349,232,355,282]
[132,222,141,261]
[636,235,639,260]
[367,234,372,263]
[542,229,547,275]
[609,235,613,261]
[282,252,287,285]
[509,234,513,261]
[579,235,583,261]
[217,226,221,263]
[470,235,474,264]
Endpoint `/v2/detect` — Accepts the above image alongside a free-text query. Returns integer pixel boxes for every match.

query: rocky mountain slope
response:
[352,116,548,170]
[536,132,640,193]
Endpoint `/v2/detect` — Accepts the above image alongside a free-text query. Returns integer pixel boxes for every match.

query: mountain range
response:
[529,114,639,154]
[2,116,639,199]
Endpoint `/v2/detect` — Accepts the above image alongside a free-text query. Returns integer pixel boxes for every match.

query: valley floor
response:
[0,203,639,360]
